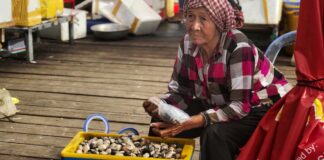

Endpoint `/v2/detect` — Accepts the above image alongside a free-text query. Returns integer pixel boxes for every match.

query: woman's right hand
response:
[142,100,159,118]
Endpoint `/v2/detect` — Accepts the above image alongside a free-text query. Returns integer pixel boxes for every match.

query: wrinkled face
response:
[185,7,219,46]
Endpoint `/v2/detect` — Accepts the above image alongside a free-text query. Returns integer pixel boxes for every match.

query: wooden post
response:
[0,29,4,49]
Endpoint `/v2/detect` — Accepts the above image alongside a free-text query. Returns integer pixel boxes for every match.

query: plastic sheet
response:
[148,97,190,124]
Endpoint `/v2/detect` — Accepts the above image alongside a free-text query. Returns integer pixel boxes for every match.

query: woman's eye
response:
[187,14,194,20]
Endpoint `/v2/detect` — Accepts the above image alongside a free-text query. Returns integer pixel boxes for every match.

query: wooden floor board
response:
[0,155,48,160]
[0,77,166,94]
[0,73,167,89]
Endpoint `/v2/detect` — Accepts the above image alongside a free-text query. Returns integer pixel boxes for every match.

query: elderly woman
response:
[143,0,292,159]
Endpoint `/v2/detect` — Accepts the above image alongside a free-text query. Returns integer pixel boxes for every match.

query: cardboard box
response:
[61,131,195,160]
[40,9,87,41]
[12,0,42,27]
[0,0,14,28]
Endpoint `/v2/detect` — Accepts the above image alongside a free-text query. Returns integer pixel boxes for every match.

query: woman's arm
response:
[161,36,194,110]
[203,44,256,123]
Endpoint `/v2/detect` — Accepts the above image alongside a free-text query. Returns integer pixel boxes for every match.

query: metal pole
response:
[25,29,36,63]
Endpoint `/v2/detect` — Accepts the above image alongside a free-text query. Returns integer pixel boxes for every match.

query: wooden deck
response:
[0,32,296,160]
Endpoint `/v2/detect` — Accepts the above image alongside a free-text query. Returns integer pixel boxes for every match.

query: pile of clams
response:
[76,135,183,159]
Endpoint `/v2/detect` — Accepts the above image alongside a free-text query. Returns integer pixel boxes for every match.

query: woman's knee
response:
[200,124,227,141]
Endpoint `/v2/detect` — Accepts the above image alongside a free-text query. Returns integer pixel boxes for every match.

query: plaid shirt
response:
[162,29,292,123]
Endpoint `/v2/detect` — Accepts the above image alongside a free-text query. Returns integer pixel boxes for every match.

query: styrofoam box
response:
[40,9,87,41]
[143,0,164,14]
[0,0,13,24]
[111,0,162,35]
[241,0,283,25]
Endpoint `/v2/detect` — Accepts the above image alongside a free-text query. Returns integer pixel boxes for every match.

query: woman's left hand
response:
[151,114,205,137]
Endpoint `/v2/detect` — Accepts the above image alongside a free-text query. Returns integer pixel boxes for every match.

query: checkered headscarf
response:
[183,0,244,32]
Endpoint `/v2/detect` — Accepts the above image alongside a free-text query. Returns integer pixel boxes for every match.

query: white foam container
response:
[241,0,283,25]
[98,0,162,35]
[40,9,87,41]
[0,0,13,26]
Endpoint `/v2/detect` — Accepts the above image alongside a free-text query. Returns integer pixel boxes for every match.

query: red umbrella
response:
[237,0,324,159]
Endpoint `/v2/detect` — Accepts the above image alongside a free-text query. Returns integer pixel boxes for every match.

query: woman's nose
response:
[192,21,201,31]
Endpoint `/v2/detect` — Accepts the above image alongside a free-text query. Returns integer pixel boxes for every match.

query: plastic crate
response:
[61,131,195,160]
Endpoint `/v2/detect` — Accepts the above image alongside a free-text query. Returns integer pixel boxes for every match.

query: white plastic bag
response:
[148,97,190,124]
[0,88,18,118]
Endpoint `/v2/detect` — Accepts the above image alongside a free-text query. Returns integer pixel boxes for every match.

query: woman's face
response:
[185,7,219,46]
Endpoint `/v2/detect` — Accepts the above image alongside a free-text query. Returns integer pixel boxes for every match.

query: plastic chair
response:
[265,30,297,63]
[64,0,75,9]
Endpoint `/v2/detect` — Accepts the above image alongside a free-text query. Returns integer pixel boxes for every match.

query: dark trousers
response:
[148,100,270,160]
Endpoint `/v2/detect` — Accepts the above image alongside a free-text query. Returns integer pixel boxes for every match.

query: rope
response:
[297,78,324,92]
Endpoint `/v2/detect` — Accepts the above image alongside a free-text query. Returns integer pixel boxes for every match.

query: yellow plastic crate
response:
[61,131,195,160]
[57,0,64,16]
[12,0,42,27]
[41,0,58,19]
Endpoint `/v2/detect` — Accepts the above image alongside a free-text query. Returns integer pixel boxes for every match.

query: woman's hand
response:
[151,114,205,137]
[142,100,159,118]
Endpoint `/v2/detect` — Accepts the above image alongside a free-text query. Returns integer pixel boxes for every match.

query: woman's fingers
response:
[150,122,173,129]
[151,123,184,137]
[152,127,172,137]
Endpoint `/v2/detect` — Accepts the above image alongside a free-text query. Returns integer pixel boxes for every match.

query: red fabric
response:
[295,99,324,160]
[64,0,75,9]
[237,0,324,159]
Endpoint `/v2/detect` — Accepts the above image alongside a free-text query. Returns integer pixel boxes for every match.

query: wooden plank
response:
[35,59,173,73]
[0,132,69,148]
[0,155,47,160]
[0,60,173,75]
[10,90,143,106]
[0,142,61,159]
[17,104,151,124]
[0,73,167,87]
[35,42,178,59]
[0,64,172,81]
[0,83,155,100]
[0,67,170,82]
[66,37,180,48]
[0,115,149,134]
[0,77,167,94]
[18,98,145,115]
[37,55,174,67]
[0,121,141,138]
[0,122,79,137]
